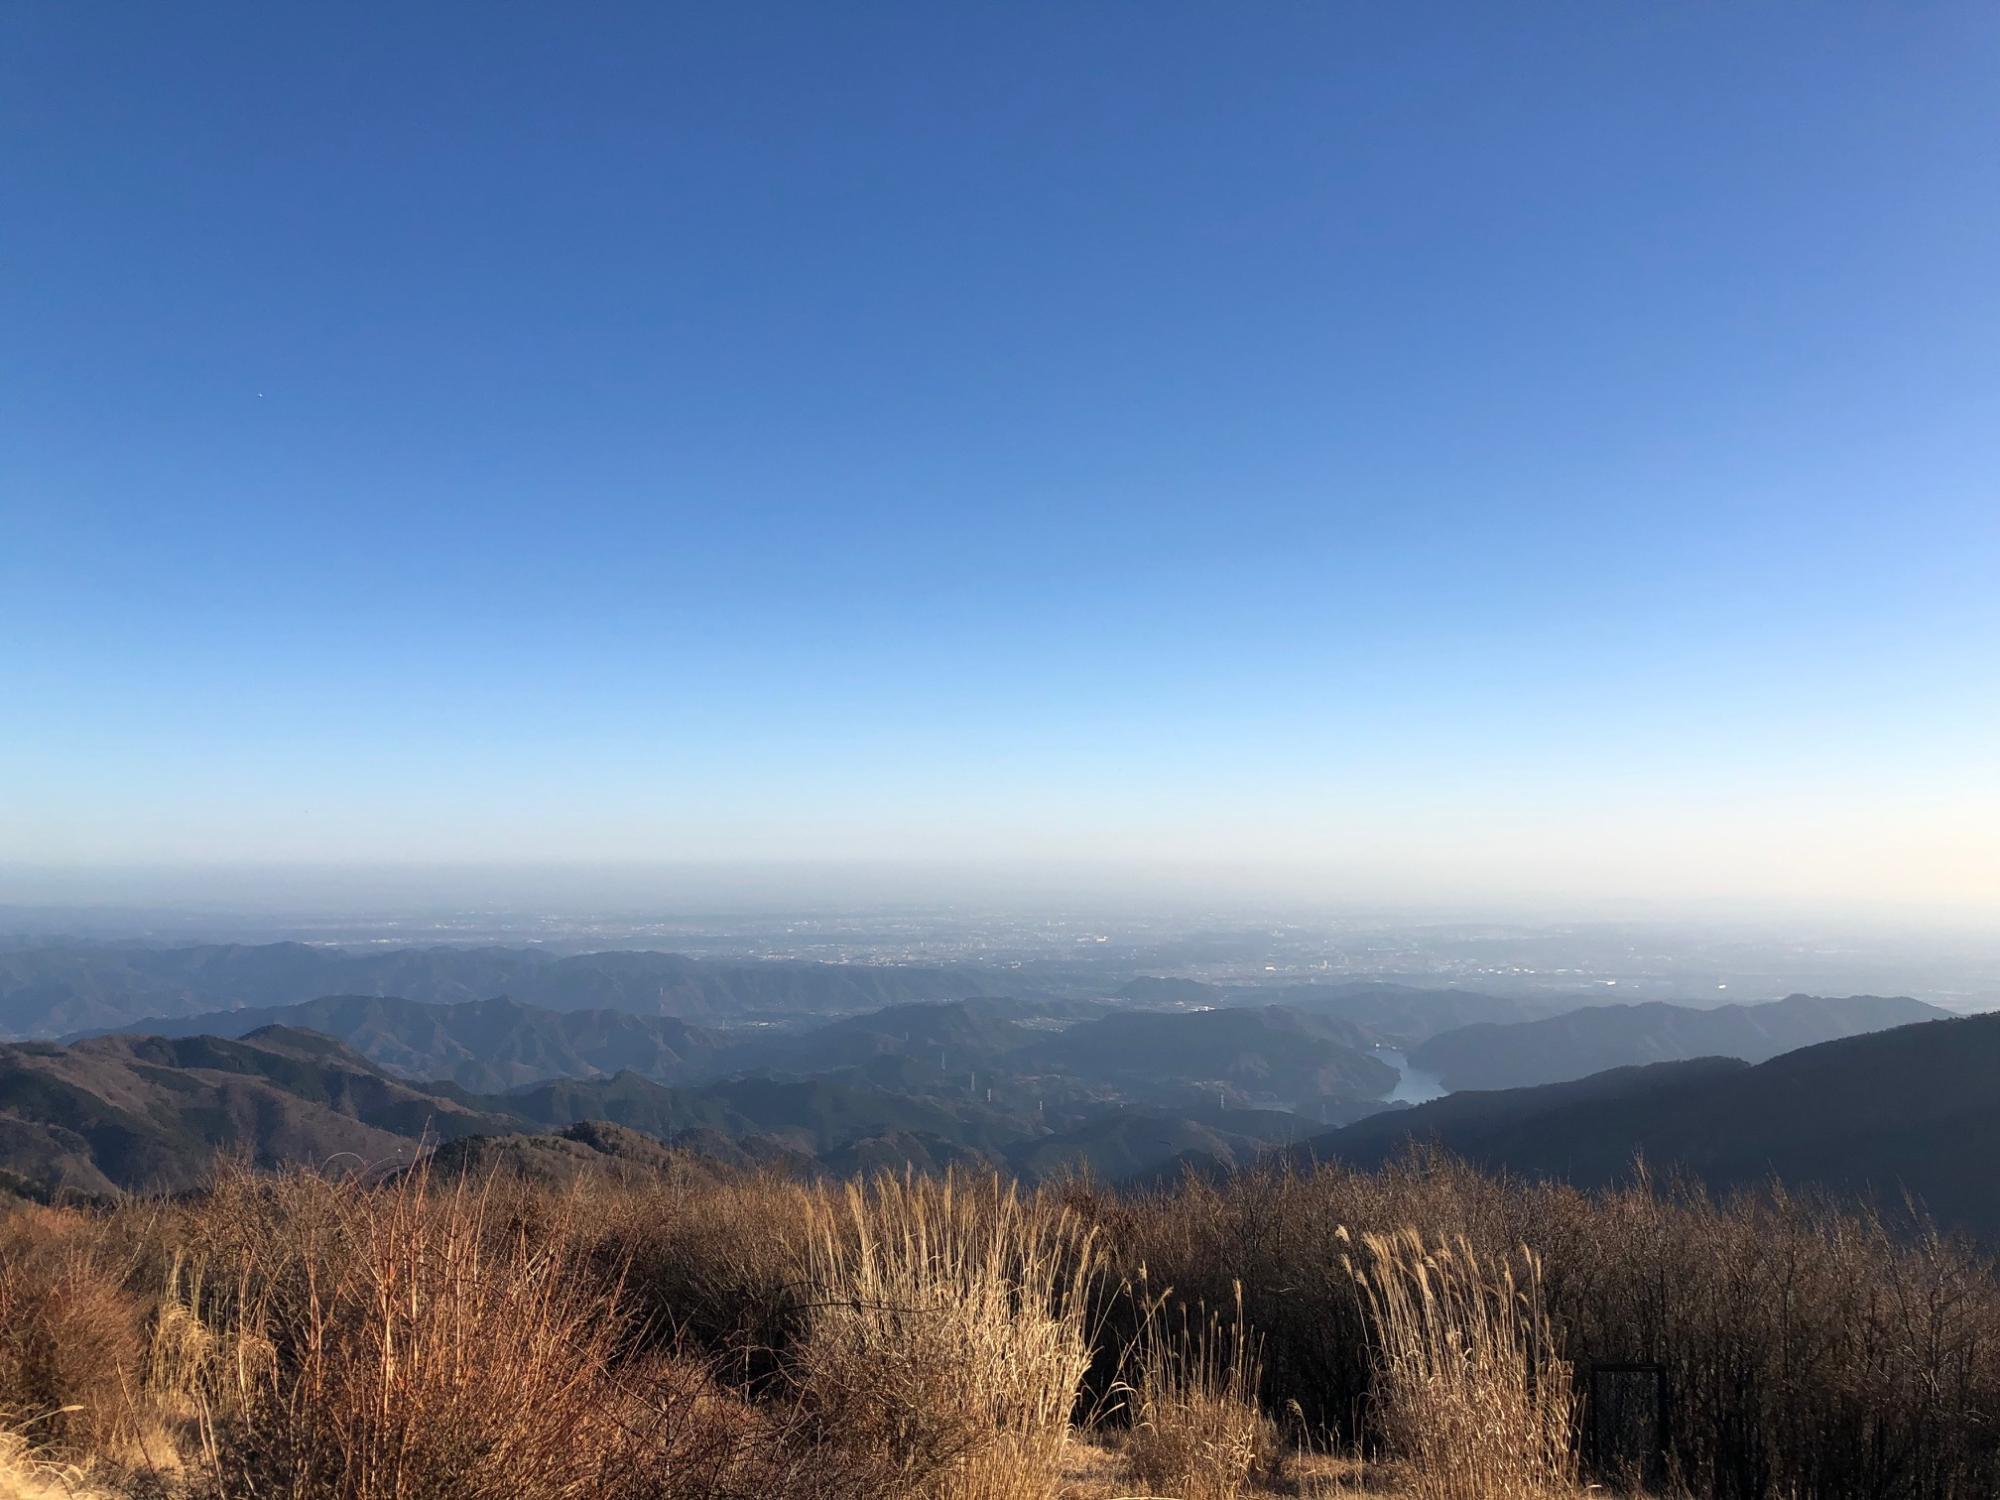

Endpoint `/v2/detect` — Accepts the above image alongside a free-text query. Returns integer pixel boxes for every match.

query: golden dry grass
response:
[1118,1280,1277,1500]
[1060,1437,1411,1498]
[796,1172,1100,1500]
[2,1148,1994,1499]
[1345,1227,1577,1500]
[0,1421,117,1500]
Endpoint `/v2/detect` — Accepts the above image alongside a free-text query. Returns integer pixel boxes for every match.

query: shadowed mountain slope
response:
[1262,981,1554,1045]
[715,998,1053,1076]
[422,1119,813,1188]
[497,1069,1024,1156]
[1409,993,1951,1090]
[1297,1012,2000,1239]
[70,993,727,1091]
[0,1020,1347,1195]
[0,1026,516,1195]
[1005,1103,1334,1183]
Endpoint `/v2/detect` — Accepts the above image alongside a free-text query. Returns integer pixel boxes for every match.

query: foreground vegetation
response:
[2,1148,1996,1499]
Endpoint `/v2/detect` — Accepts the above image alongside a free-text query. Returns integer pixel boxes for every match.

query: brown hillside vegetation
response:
[2,1149,1997,1499]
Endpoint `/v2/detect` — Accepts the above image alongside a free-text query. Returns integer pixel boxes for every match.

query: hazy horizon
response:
[7,4,1998,916]
[4,858,2000,934]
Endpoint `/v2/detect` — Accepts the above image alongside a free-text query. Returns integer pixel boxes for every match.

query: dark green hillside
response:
[1009,1113,1253,1182]
[719,998,1045,1075]
[421,1120,801,1188]
[1005,1106,1330,1183]
[500,1071,1023,1157]
[1013,1004,1395,1106]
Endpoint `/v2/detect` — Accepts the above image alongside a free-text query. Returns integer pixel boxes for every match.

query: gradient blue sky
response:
[4,4,1998,907]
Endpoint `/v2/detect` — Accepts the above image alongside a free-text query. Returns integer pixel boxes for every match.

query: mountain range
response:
[5,937,1990,1236]
[1408,993,1951,1090]
[1296,1011,2000,1239]
[7,1001,1998,1238]
[0,940,990,1037]
[8,940,1572,1049]
[1009,1004,1395,1106]
[69,993,730,1092]
[0,1021,1333,1197]
[64,990,1406,1118]
[0,1025,1024,1196]
[0,1027,513,1196]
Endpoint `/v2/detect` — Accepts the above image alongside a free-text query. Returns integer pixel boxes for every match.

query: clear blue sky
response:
[4,4,1997,908]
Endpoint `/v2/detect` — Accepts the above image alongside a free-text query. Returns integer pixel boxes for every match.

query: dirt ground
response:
[1059,1439,1404,1498]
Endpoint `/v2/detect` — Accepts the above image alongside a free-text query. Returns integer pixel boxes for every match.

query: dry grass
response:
[795,1172,1100,1499]
[1119,1280,1277,1500]
[1061,1437,1400,1498]
[0,1419,121,1500]
[140,1163,841,1500]
[1345,1227,1576,1500]
[582,1172,818,1387]
[3,1147,1997,1499]
[0,1208,146,1464]
[177,1166,659,1498]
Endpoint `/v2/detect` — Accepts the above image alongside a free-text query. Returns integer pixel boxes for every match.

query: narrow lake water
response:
[1374,1047,1449,1105]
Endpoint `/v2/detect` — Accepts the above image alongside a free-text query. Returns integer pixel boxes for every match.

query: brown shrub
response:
[154,1163,853,1500]
[581,1172,818,1386]
[7,1145,2000,1500]
[1110,1153,2000,1499]
[0,1205,147,1461]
